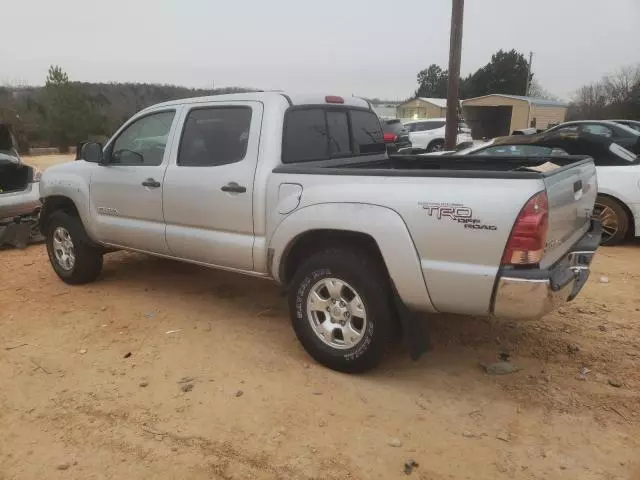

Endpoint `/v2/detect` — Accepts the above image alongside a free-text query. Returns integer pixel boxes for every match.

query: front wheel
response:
[45,211,103,284]
[593,195,629,246]
[288,248,394,373]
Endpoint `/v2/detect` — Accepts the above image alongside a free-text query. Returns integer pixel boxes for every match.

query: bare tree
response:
[527,78,559,101]
[603,65,640,105]
[572,81,608,119]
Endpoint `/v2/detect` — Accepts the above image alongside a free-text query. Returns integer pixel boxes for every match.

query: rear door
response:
[540,159,597,267]
[162,101,263,271]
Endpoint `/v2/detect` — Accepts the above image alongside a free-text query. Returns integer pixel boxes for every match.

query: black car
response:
[546,120,640,154]
[456,131,638,245]
[381,119,411,153]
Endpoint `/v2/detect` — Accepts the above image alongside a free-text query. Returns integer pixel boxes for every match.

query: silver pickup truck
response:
[39,92,601,372]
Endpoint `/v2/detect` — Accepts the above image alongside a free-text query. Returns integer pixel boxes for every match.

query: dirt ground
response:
[1,155,639,479]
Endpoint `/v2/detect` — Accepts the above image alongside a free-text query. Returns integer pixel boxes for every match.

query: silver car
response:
[0,124,42,247]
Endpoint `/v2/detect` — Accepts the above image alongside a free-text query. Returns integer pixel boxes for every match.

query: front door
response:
[162,101,263,271]
[89,109,179,254]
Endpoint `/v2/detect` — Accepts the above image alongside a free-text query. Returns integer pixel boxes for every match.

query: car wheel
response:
[288,248,393,373]
[427,140,445,153]
[46,210,103,284]
[593,195,629,246]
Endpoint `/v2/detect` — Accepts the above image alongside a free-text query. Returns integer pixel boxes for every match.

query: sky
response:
[1,0,638,101]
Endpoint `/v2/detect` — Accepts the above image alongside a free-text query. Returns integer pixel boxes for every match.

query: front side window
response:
[111,111,175,166]
[556,125,579,134]
[178,107,252,167]
[581,124,613,138]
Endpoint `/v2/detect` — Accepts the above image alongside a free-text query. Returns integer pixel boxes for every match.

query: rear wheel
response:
[46,211,103,284]
[427,140,445,153]
[288,248,394,373]
[593,195,629,246]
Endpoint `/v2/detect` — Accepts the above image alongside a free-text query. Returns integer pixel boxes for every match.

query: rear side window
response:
[282,108,384,163]
[350,110,385,155]
[413,121,445,132]
[282,109,328,162]
[178,107,252,167]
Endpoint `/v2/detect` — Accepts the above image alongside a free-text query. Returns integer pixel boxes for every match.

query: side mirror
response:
[81,142,104,164]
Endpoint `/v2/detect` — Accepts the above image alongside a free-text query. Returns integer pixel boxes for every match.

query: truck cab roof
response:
[148,92,372,111]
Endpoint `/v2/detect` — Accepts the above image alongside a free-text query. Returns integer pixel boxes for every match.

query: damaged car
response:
[0,123,43,248]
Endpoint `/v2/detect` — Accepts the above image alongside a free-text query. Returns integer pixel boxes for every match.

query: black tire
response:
[45,210,103,284]
[426,140,445,153]
[288,248,394,373]
[594,195,629,246]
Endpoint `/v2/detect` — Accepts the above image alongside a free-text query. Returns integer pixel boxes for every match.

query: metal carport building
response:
[461,94,567,139]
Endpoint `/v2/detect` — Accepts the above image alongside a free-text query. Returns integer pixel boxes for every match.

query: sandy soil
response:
[1,241,639,479]
[1,154,638,479]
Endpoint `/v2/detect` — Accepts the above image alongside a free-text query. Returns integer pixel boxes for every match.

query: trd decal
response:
[419,202,497,231]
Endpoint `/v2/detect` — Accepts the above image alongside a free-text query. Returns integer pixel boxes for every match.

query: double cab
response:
[39,92,601,372]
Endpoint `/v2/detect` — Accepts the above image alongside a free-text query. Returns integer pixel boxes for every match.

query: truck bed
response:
[271,153,597,314]
[272,154,593,179]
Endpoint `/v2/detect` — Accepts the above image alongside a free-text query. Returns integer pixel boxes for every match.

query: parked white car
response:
[455,132,639,245]
[404,118,473,152]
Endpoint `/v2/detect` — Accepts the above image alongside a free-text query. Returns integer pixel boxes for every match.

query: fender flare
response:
[269,202,435,313]
[39,173,98,241]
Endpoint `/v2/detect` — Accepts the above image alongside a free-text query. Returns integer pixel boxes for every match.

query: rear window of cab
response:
[282,107,385,163]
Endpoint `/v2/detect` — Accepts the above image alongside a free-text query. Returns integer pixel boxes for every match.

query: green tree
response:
[415,64,448,98]
[461,49,532,98]
[43,65,107,152]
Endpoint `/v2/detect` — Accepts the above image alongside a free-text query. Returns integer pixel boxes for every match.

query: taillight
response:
[501,191,549,266]
[383,133,398,143]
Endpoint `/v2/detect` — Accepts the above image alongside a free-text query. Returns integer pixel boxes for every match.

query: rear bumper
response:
[492,220,601,320]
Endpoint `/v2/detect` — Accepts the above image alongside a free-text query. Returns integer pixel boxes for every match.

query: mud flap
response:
[391,283,430,360]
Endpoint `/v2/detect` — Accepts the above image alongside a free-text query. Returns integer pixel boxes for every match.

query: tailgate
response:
[541,159,597,268]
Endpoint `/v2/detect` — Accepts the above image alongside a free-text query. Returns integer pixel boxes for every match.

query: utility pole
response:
[525,51,533,96]
[444,0,465,151]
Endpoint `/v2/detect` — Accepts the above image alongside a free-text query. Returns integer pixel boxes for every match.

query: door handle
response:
[142,178,161,188]
[221,182,246,193]
[573,180,582,193]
